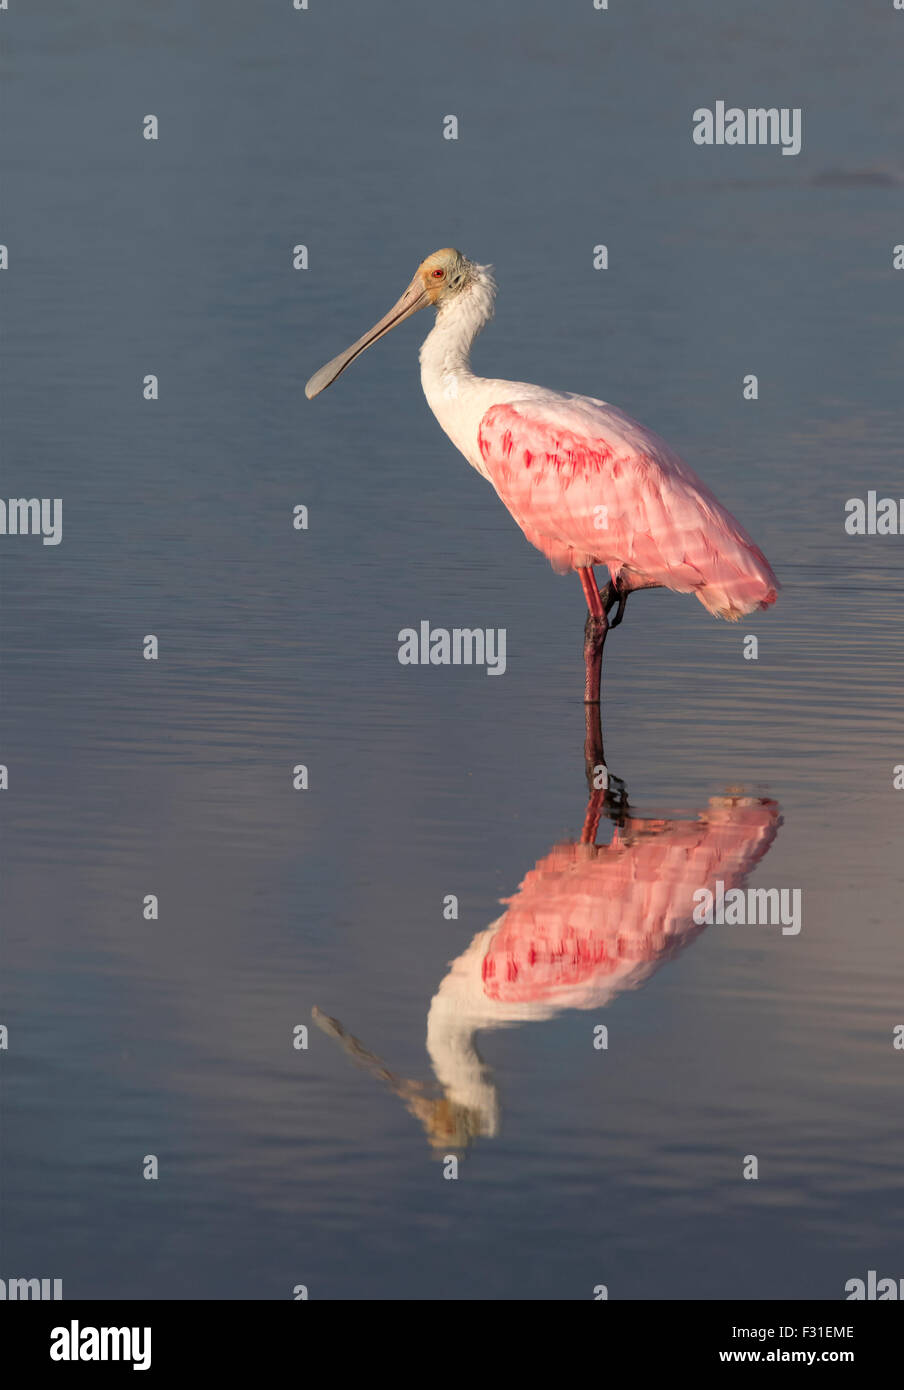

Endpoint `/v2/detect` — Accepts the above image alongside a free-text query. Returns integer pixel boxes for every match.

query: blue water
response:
[2,0,903,1299]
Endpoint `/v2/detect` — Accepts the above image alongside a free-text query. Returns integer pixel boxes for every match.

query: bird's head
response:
[305,247,475,399]
[417,247,474,305]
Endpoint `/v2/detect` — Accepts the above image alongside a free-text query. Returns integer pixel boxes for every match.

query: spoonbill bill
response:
[306,249,779,702]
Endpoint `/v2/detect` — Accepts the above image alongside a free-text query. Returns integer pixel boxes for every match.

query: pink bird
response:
[306,248,779,702]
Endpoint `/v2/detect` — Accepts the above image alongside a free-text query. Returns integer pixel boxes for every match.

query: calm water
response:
[2,0,903,1300]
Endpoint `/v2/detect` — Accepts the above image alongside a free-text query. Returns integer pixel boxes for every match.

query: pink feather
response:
[478,398,778,619]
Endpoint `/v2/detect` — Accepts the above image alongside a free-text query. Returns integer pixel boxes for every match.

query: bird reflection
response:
[314,708,781,1154]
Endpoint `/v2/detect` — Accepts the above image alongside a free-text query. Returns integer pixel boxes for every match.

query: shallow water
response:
[2,0,903,1299]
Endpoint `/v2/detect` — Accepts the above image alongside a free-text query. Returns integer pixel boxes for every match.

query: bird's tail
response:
[696,565,779,621]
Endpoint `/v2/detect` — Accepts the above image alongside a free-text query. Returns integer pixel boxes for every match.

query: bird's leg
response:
[582,700,629,843]
[607,586,629,629]
[583,618,607,704]
[583,697,608,812]
[599,575,664,629]
[582,683,610,842]
[579,567,608,705]
[597,576,630,628]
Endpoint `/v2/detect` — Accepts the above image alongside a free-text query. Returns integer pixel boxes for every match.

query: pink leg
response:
[579,566,605,618]
[579,566,608,704]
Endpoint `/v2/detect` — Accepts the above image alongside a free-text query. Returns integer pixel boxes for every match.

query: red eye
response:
[431,268,445,279]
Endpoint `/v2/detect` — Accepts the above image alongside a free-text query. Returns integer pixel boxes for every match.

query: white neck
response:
[419,264,496,393]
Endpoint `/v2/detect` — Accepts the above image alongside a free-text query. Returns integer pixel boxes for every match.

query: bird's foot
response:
[608,592,628,629]
[598,579,628,629]
[602,772,630,824]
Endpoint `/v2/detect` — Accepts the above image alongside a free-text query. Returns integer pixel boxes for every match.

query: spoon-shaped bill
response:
[305,275,430,399]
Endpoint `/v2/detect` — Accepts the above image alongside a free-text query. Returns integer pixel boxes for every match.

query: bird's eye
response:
[431,268,445,279]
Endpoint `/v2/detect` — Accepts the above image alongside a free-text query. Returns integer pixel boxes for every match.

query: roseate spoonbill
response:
[306,249,779,702]
[313,769,781,1151]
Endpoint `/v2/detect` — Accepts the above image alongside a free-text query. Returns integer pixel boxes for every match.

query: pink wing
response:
[477,397,778,619]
